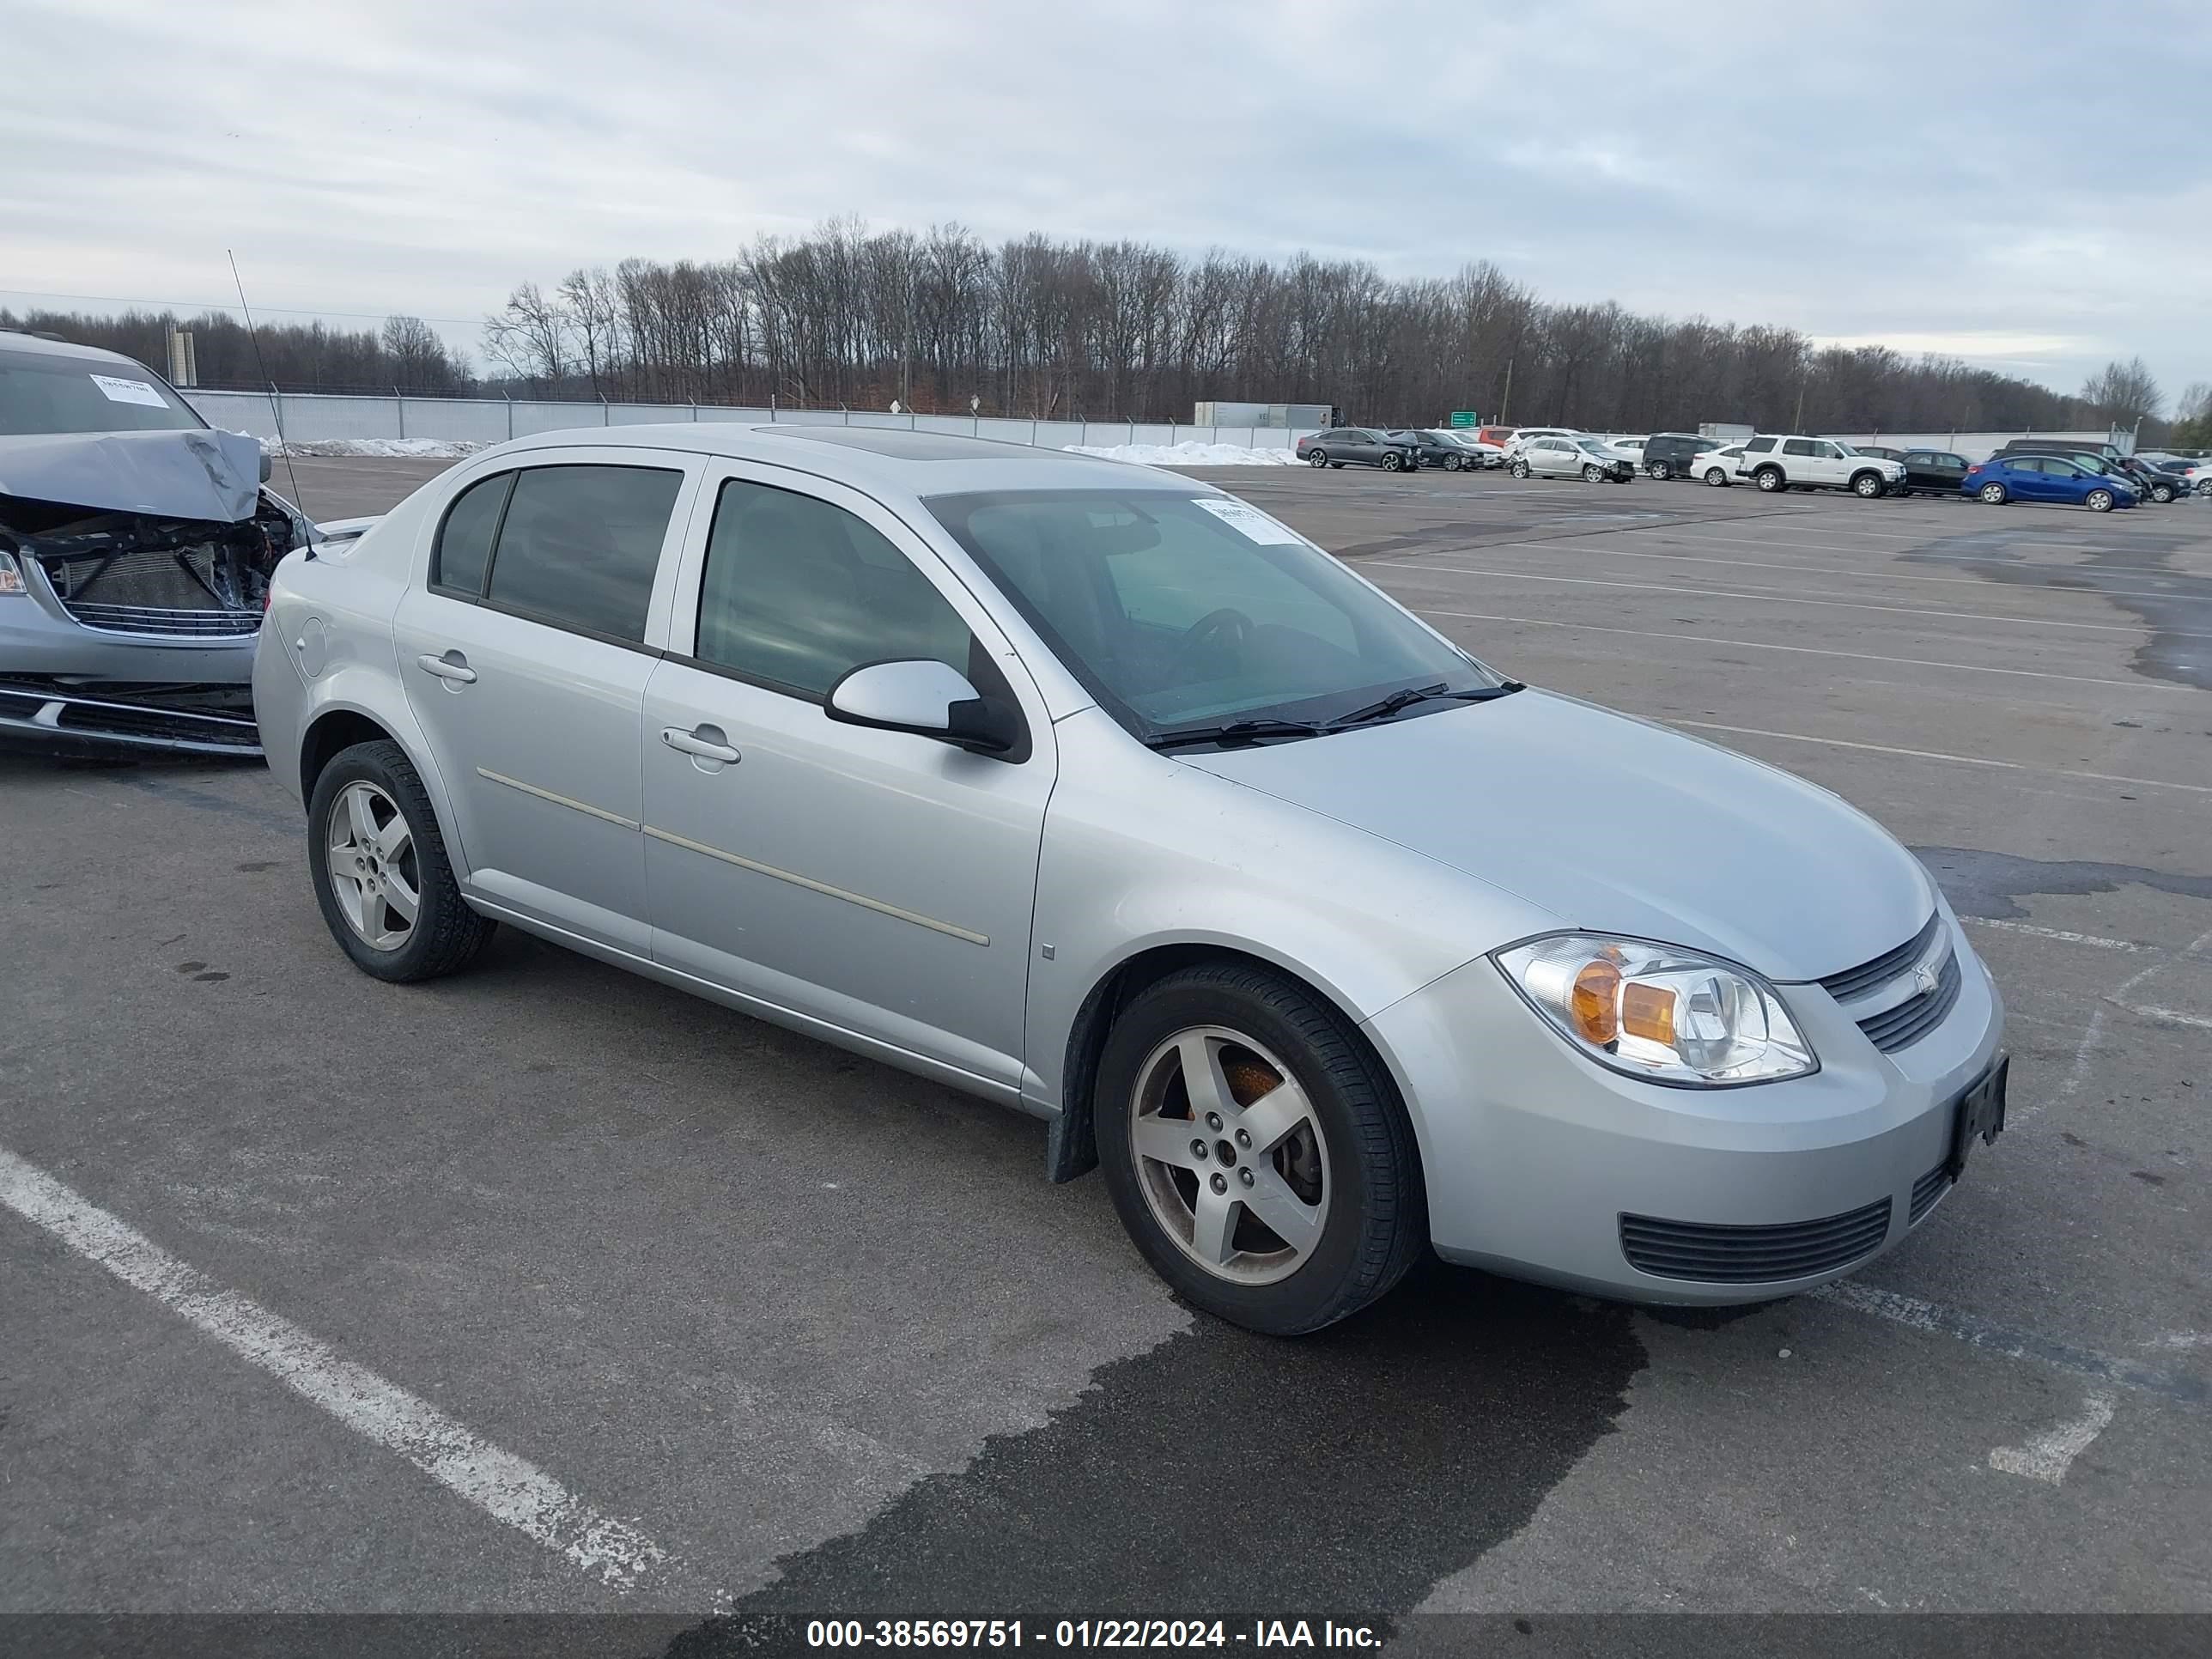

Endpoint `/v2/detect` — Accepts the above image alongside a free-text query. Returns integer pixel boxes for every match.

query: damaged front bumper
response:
[1,428,307,758]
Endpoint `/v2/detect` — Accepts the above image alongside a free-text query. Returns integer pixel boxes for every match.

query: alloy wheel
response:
[325,781,419,951]
[1129,1026,1331,1285]
[1980,483,2007,504]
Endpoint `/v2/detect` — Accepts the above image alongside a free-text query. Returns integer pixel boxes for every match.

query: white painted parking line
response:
[1413,606,2190,694]
[1989,1392,2117,1485]
[1400,538,2212,611]
[1616,525,2184,563]
[2125,1005,2212,1033]
[1664,719,2212,798]
[0,1146,673,1592]
[1964,919,2140,953]
[1808,1281,2204,1406]
[1370,560,2193,638]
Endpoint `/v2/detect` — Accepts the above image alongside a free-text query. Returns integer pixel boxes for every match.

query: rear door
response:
[639,465,1054,1089]
[392,450,699,952]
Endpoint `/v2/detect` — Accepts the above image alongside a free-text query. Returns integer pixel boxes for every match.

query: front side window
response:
[482,464,683,643]
[0,348,203,436]
[1783,439,1817,458]
[692,477,975,697]
[927,489,1501,738]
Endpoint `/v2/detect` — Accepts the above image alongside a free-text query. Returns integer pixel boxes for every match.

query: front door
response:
[393,453,698,952]
[640,464,1054,1090]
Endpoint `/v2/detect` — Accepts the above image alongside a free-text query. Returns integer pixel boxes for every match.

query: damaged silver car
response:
[0,329,313,757]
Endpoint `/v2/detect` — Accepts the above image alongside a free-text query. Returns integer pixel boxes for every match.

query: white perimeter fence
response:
[178,388,1318,453]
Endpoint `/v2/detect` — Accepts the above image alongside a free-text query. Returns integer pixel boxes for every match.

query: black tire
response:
[2152,483,2175,504]
[1510,459,1530,479]
[1754,466,1787,493]
[1581,463,1602,483]
[1646,461,1670,481]
[307,738,495,982]
[1306,449,1328,468]
[1851,471,1885,498]
[2086,489,2115,513]
[1978,482,2008,505]
[1704,466,1729,487]
[1095,961,1425,1335]
[1329,461,1345,469]
[1380,452,1402,471]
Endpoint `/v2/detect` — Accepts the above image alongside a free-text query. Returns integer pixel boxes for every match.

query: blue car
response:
[1960,454,2137,512]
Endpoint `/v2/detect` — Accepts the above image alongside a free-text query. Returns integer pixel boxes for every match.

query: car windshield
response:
[1575,439,1611,455]
[0,346,204,435]
[926,489,1503,738]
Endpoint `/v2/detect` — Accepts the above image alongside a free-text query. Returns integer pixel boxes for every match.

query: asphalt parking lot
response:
[3,458,2207,1639]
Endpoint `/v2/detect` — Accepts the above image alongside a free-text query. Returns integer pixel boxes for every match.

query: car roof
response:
[465,422,1215,498]
[0,328,159,373]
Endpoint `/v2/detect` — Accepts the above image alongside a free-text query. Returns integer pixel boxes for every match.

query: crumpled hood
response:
[0,428,264,523]
[1181,689,1935,981]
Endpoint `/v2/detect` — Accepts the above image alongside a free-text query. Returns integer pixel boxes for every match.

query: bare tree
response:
[482,282,569,392]
[2078,357,2162,427]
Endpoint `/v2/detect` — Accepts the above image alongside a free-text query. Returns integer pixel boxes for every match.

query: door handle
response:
[661,725,740,764]
[416,652,477,684]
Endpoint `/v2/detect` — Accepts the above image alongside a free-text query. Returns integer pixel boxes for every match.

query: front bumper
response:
[1364,912,2006,1304]
[1,596,262,755]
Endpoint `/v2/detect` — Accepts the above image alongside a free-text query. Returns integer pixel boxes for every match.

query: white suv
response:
[1736,436,1904,498]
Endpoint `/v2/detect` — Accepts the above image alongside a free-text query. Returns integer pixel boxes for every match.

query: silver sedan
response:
[252,426,2007,1334]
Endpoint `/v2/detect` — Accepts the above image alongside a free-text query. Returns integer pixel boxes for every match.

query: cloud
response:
[6,0,2206,397]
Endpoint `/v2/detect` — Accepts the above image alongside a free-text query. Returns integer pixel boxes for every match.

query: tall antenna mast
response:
[228,249,307,523]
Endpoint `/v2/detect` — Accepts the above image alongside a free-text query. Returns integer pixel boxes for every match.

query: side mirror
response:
[260,451,274,483]
[825,659,1021,757]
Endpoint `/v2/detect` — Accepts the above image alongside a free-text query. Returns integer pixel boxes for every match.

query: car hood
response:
[0,428,264,522]
[1179,689,1935,981]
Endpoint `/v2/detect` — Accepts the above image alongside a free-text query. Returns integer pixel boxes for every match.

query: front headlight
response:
[1493,933,1817,1086]
[0,550,26,597]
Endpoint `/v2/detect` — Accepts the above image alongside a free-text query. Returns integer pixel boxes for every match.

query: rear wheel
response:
[307,739,494,982]
[1510,459,1531,479]
[2087,489,2115,513]
[1978,482,2008,505]
[1754,467,1786,493]
[1704,466,1729,487]
[1096,962,1425,1335]
[1646,461,1671,481]
[1306,448,1328,468]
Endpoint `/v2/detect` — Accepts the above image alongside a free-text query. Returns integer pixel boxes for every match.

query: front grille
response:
[1856,951,1963,1053]
[1817,913,1941,1002]
[1909,1162,1953,1224]
[58,601,263,637]
[1620,1196,1893,1284]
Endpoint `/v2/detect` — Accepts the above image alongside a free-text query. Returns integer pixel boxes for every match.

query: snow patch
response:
[264,436,489,459]
[1062,441,1304,467]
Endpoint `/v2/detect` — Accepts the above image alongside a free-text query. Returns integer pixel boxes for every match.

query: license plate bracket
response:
[1948,1054,2009,1178]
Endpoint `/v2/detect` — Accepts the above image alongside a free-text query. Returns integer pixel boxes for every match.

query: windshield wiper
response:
[1331,680,1524,727]
[1145,718,1331,750]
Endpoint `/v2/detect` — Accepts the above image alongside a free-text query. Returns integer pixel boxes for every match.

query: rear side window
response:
[482,465,683,643]
[692,477,975,698]
[1746,436,1776,453]
[432,472,512,597]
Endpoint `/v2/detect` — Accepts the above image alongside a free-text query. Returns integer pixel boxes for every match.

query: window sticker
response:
[90,374,168,408]
[1193,497,1302,544]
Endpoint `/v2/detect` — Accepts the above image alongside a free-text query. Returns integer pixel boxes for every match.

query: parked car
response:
[1297,428,1424,472]
[1736,436,1905,497]
[1891,450,1972,496]
[1509,435,1635,483]
[2118,457,2190,504]
[255,424,2006,1334]
[1,329,316,757]
[1390,429,1483,471]
[1999,447,2179,504]
[1692,443,1748,486]
[1850,445,1906,462]
[1502,427,1579,454]
[1447,434,1509,468]
[1961,454,2137,511]
[1637,434,1717,481]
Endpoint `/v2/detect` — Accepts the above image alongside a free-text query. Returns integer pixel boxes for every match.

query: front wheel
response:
[2151,483,2175,504]
[1852,471,1886,498]
[1096,962,1425,1335]
[1306,449,1328,468]
[1380,452,1403,471]
[1978,482,2008,505]
[307,739,495,982]
[1704,466,1729,487]
[2087,489,2115,513]
[1582,463,1602,483]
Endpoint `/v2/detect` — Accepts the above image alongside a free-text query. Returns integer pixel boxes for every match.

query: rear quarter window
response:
[432,472,513,597]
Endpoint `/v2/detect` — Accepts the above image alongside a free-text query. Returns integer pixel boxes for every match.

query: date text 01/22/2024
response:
[805,1619,1383,1649]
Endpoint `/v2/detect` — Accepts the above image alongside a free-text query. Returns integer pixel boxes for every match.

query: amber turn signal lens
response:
[1570,957,1620,1043]
[1620,981,1676,1046]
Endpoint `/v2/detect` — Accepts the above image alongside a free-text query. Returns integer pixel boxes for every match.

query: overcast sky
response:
[7,0,2209,404]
